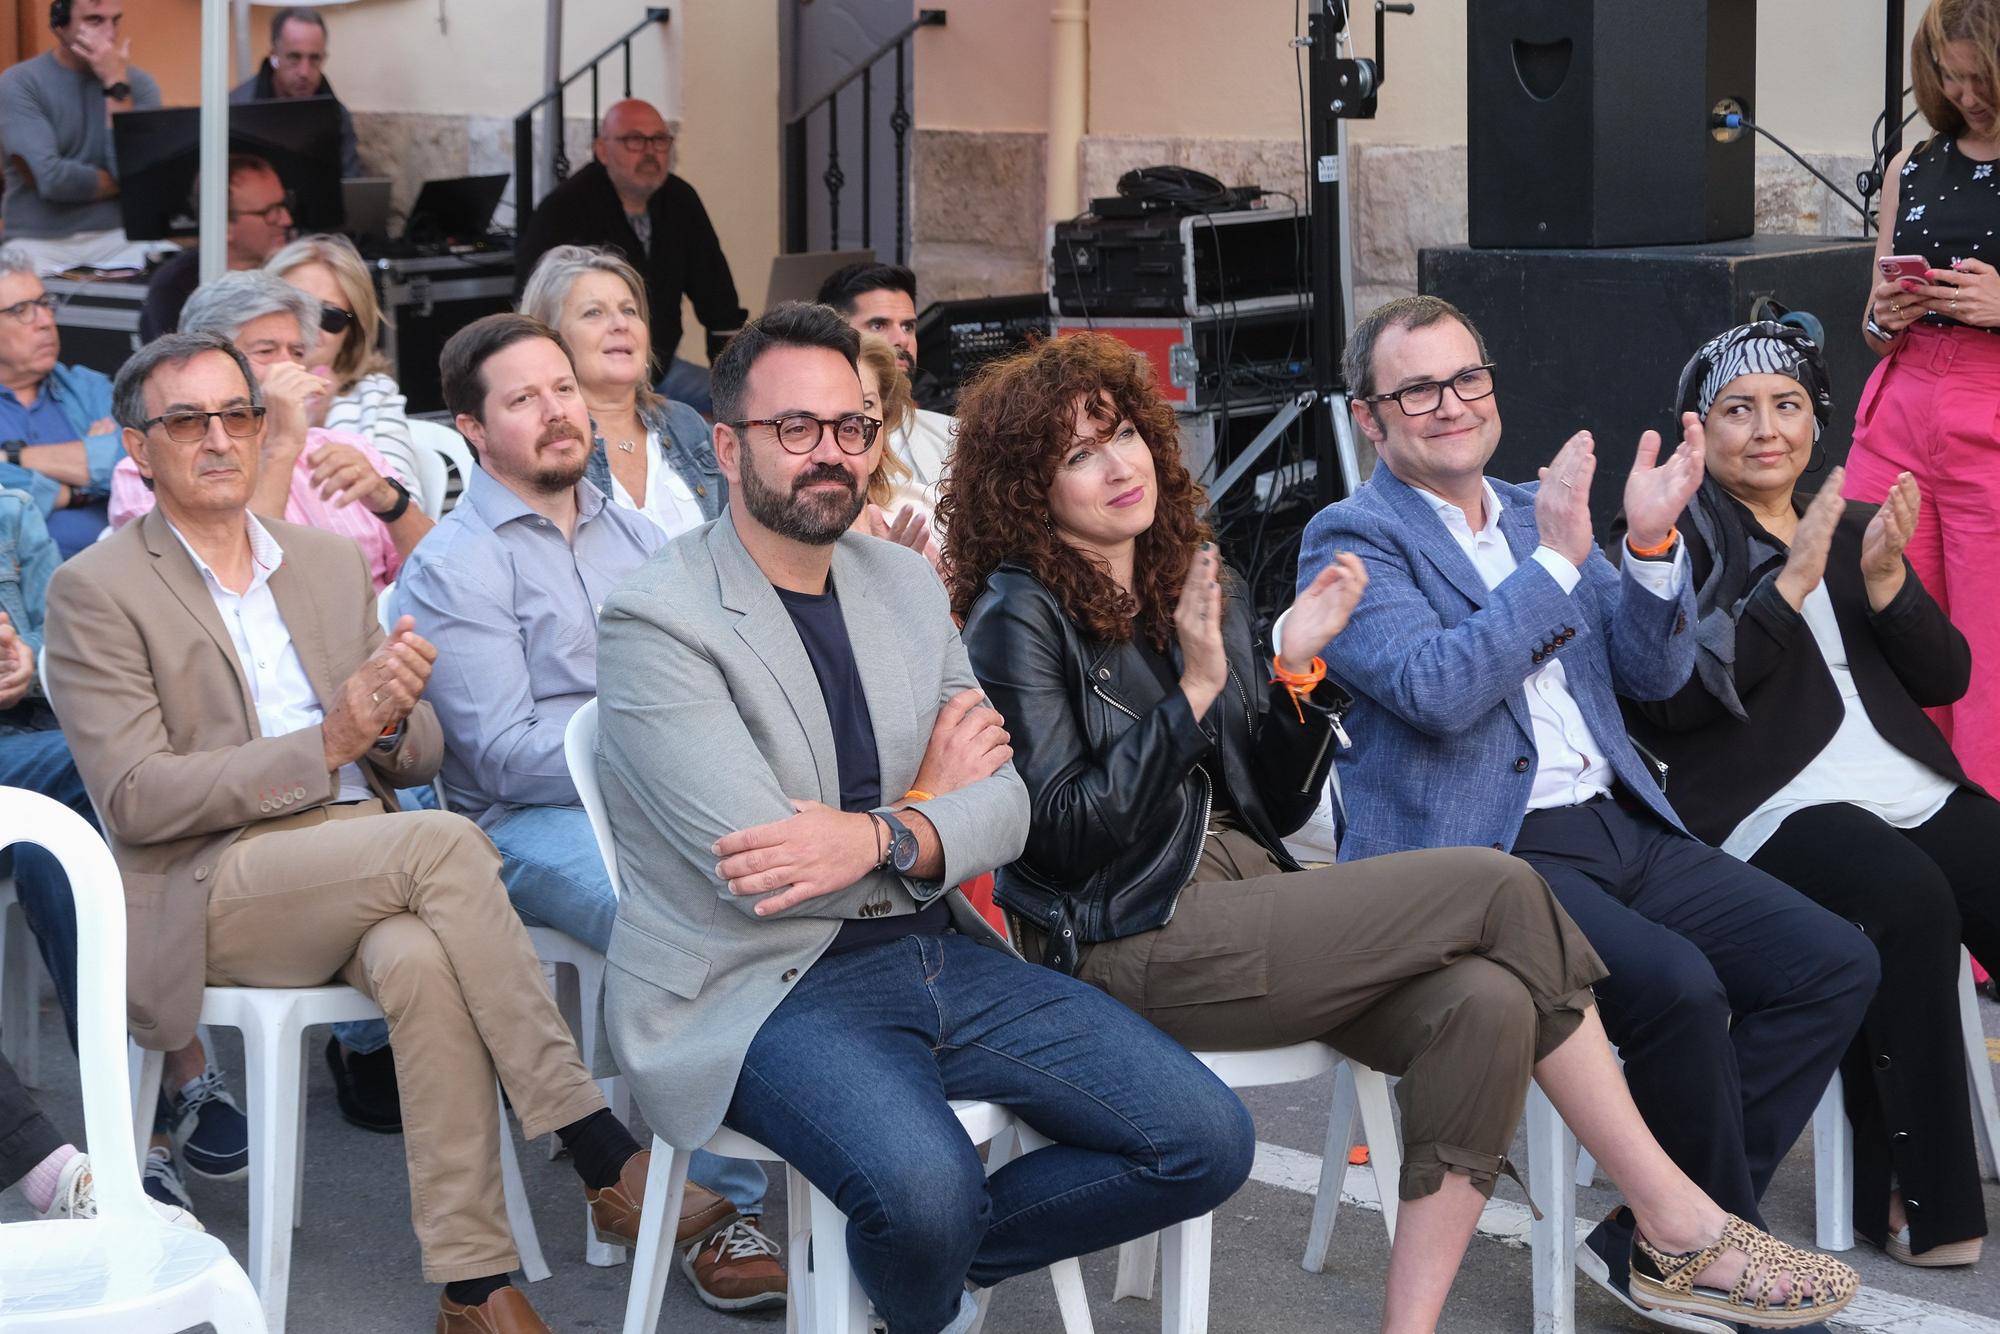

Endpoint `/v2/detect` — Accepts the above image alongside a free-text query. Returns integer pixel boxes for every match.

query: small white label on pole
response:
[1316,155,1339,183]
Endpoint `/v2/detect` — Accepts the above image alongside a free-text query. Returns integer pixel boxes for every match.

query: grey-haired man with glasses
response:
[515,98,745,415]
[0,246,122,555]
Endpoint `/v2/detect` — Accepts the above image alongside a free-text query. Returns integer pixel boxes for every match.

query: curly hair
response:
[941,332,1211,646]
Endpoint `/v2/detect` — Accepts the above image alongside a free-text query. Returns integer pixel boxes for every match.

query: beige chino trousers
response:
[203,802,606,1281]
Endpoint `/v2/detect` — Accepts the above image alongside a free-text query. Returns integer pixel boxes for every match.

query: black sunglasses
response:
[318,303,356,336]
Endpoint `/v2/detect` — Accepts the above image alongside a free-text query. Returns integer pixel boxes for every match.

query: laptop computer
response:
[403,174,509,249]
[765,248,876,309]
[341,177,393,239]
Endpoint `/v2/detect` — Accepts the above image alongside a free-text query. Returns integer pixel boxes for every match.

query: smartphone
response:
[1879,254,1931,282]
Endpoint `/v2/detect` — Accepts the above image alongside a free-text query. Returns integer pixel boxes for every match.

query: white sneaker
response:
[42,1152,204,1231]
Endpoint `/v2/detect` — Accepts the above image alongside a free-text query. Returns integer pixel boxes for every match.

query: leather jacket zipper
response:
[1090,678,1211,928]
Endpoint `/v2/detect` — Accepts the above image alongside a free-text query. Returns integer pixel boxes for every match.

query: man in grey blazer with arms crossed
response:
[595,302,1253,1334]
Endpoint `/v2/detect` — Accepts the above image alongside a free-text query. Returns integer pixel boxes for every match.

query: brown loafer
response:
[436,1286,552,1333]
[586,1149,653,1248]
[677,1179,739,1246]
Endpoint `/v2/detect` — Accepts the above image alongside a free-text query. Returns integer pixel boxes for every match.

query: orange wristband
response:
[1626,526,1679,560]
[902,788,935,803]
[1270,654,1327,724]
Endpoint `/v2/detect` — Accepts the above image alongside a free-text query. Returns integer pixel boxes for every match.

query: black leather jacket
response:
[961,562,1348,973]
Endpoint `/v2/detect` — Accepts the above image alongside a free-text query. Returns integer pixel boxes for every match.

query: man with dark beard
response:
[590,302,1254,1334]
[399,312,789,1313]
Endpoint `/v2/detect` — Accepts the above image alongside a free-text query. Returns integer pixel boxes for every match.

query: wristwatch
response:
[1864,314,1895,341]
[871,809,920,875]
[101,80,130,100]
[368,475,412,523]
[1,440,23,468]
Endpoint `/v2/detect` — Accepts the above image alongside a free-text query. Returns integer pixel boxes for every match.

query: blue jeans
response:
[486,802,766,1215]
[1,727,93,1052]
[659,356,713,417]
[726,932,1255,1334]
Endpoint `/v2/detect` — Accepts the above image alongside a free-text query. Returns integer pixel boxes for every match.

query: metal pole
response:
[1884,0,1906,167]
[1305,0,1345,506]
[199,0,231,284]
[232,0,252,84]
[542,0,564,199]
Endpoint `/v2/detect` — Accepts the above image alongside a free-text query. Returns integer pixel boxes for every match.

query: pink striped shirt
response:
[109,427,407,590]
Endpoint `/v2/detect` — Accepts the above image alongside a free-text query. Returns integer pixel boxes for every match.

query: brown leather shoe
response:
[677,1180,738,1246]
[585,1149,652,1248]
[436,1285,552,1333]
[682,1217,788,1312]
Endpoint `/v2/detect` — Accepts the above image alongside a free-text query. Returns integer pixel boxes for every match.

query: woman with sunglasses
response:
[267,234,422,488]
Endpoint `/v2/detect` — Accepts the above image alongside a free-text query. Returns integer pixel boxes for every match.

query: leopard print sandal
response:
[1629,1214,1860,1329]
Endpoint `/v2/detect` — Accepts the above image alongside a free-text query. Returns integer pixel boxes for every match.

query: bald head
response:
[595,100,673,206]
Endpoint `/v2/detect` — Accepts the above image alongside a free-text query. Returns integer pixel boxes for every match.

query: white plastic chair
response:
[129,984,552,1332]
[406,418,478,516]
[566,701,1092,1331]
[527,921,632,1268]
[1,873,47,1086]
[0,788,268,1334]
[1109,1042,1400,1333]
[1813,945,2000,1251]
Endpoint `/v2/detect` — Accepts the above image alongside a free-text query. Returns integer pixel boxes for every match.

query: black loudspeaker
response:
[1419,235,1876,528]
[1468,0,1757,248]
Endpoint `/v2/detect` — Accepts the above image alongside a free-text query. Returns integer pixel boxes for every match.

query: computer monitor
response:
[113,98,344,240]
[403,175,508,249]
[341,177,393,241]
[764,248,874,309]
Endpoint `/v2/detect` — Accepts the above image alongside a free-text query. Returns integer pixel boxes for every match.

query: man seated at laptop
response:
[229,7,363,178]
[138,155,294,342]
[515,98,745,415]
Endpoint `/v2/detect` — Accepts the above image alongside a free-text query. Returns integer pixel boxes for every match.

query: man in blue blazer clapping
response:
[1294,296,1878,1330]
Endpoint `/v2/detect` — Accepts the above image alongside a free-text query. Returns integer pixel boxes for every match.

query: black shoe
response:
[325,1036,402,1133]
[1576,1208,1732,1334]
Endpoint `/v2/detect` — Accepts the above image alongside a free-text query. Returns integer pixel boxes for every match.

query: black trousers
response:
[1750,788,2000,1253]
[1513,794,1879,1226]
[0,1045,62,1190]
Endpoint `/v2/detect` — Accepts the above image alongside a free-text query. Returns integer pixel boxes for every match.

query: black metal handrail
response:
[514,8,671,232]
[783,9,946,263]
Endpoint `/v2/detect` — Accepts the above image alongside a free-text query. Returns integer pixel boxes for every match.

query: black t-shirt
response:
[775,581,880,813]
[775,579,947,955]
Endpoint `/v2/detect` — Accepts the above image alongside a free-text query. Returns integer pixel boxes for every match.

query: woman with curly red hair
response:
[944,332,1860,1332]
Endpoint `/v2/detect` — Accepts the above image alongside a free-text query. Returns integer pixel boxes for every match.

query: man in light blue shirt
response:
[395,312,787,1315]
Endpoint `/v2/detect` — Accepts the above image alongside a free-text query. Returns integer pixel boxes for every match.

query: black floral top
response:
[1893,134,2000,334]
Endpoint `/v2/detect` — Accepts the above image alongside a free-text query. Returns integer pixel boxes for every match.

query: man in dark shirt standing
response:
[515,99,745,416]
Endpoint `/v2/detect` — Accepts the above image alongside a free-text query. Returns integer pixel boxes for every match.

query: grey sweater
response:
[0,50,161,238]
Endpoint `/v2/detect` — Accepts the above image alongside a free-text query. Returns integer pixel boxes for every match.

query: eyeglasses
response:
[728,413,882,455]
[1364,364,1499,417]
[318,303,355,335]
[139,406,268,443]
[0,294,60,324]
[230,194,294,225]
[608,132,673,154]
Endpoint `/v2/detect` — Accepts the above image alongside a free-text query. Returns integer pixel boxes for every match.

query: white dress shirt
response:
[167,514,371,802]
[1721,583,1955,859]
[608,428,709,540]
[1421,481,1684,811]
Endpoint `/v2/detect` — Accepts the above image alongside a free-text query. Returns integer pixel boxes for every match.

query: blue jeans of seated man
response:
[726,931,1256,1334]
[486,801,766,1216]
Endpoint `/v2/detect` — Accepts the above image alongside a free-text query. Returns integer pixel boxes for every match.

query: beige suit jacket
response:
[43,508,442,1050]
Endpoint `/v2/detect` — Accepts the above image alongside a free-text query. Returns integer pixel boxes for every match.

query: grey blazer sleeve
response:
[900,615,1030,900]
[599,580,896,923]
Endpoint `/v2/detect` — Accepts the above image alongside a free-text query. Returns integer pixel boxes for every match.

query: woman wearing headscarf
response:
[1622,321,1998,1267]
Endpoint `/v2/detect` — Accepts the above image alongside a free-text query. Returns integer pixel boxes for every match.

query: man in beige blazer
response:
[43,330,652,1334]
